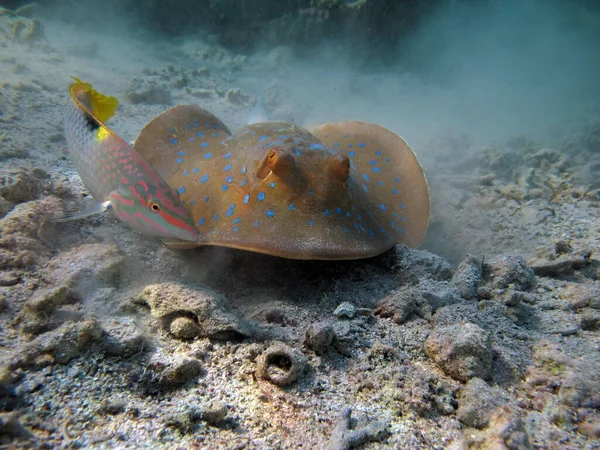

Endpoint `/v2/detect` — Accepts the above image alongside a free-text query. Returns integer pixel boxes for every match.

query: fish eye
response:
[148,201,161,212]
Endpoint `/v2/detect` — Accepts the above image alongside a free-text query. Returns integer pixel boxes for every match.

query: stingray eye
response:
[331,153,351,182]
[148,201,161,213]
[268,149,278,166]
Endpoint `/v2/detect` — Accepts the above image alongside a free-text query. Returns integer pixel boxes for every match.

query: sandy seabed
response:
[0,7,599,450]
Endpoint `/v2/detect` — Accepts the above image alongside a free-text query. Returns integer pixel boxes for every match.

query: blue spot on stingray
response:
[348,144,353,148]
[344,227,350,233]
[241,179,248,187]
[369,160,376,165]
[308,190,314,196]
[204,153,213,159]
[362,184,369,192]
[224,164,232,172]
[176,158,183,164]
[266,209,275,217]
[368,212,375,219]
[333,142,340,147]
[183,170,189,176]
[308,220,314,227]
[401,202,406,209]
[353,223,360,230]
[213,214,219,221]
[401,216,406,222]
[192,167,199,173]
[348,151,356,157]
[375,150,382,156]
[393,212,399,218]
[394,177,401,182]
[201,142,209,148]
[400,229,406,234]
[241,166,247,174]
[233,217,240,224]
[178,151,186,156]
[178,186,185,194]
[269,182,275,188]
[362,174,370,181]
[373,167,380,173]
[201,174,209,183]
[385,157,390,163]
[379,227,386,233]
[169,128,175,133]
[259,135,268,141]
[198,218,205,225]
[392,189,398,195]
[170,139,177,144]
[196,131,204,137]
[357,214,363,221]
[189,200,196,205]
[368,229,375,237]
[233,227,239,232]
[358,143,366,147]
[258,192,265,202]
[345,211,351,218]
[213,133,219,137]
[344,133,349,138]
[226,204,235,217]
[188,137,195,142]
[185,124,190,129]
[309,143,323,150]
[294,148,302,156]
[377,181,384,186]
[289,204,296,211]
[391,220,396,226]
[225,176,233,183]
[324,209,331,216]
[243,194,250,204]
[222,185,228,192]
[204,196,210,202]
[224,152,232,159]
[253,220,260,227]
[335,207,342,215]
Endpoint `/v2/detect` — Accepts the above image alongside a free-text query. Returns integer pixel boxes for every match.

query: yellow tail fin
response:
[70,76,119,123]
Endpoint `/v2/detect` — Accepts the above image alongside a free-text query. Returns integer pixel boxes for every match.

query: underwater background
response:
[0,0,599,448]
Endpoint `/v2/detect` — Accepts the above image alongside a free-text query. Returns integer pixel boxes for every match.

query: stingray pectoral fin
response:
[308,121,430,248]
[133,105,232,182]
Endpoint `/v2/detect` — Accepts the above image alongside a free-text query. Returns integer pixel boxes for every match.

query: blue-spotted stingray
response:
[133,105,430,260]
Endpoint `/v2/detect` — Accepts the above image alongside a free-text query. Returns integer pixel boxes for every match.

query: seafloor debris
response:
[256,341,308,386]
[134,282,251,340]
[326,407,389,450]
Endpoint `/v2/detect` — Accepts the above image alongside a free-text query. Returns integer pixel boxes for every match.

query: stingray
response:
[133,105,429,260]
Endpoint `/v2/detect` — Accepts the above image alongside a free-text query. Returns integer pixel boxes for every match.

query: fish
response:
[60,78,199,242]
[133,105,430,260]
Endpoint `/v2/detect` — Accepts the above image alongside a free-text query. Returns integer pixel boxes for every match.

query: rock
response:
[581,310,600,330]
[333,302,356,320]
[419,282,462,310]
[191,402,228,426]
[256,341,307,386]
[304,321,334,355]
[374,287,431,324]
[135,283,250,340]
[226,88,253,106]
[11,18,44,43]
[451,254,483,299]
[326,407,389,450]
[12,318,103,368]
[160,358,203,387]
[43,243,125,292]
[424,322,493,382]
[465,405,533,450]
[528,251,592,277]
[169,316,202,339]
[393,246,454,281]
[0,271,19,286]
[487,255,535,290]
[125,78,171,105]
[457,378,509,429]
[23,285,70,314]
[0,412,32,439]
[0,169,41,203]
[101,318,147,357]
[577,416,600,439]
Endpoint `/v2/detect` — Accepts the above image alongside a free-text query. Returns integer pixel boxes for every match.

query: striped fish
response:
[60,78,199,242]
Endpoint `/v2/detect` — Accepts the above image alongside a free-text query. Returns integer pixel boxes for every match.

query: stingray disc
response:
[134,106,430,260]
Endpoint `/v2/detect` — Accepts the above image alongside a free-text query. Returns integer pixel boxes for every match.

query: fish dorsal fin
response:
[134,105,232,182]
[69,77,119,123]
[308,121,430,248]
